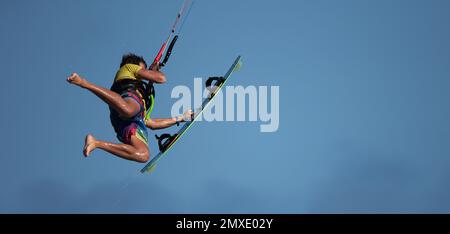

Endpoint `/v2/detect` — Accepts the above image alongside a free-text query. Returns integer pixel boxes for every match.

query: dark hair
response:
[120,53,147,68]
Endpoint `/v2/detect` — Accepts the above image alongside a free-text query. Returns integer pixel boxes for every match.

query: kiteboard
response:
[141,55,242,173]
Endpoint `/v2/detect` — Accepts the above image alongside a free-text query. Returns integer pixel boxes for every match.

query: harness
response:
[110,79,155,120]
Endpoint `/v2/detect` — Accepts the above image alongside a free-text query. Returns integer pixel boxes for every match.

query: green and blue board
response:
[141,56,242,173]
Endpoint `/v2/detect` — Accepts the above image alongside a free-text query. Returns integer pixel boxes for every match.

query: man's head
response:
[120,53,147,69]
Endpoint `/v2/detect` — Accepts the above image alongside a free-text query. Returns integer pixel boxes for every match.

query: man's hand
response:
[179,109,194,122]
[67,73,87,88]
[149,61,160,71]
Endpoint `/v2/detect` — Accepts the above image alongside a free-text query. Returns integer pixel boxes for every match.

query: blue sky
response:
[1,0,450,213]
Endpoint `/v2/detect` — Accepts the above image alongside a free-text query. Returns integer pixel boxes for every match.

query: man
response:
[67,53,191,163]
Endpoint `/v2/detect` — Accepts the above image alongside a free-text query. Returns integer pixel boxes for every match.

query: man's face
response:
[139,62,146,70]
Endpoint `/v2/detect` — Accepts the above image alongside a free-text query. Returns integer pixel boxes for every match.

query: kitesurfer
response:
[67,53,192,163]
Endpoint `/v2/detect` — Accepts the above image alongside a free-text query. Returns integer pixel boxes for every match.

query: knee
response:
[134,150,149,163]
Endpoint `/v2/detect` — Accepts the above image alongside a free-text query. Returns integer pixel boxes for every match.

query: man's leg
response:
[67,73,140,118]
[83,134,150,163]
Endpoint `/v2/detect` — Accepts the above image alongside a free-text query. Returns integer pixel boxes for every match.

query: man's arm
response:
[137,69,166,84]
[145,110,193,130]
[145,117,180,130]
[136,62,167,83]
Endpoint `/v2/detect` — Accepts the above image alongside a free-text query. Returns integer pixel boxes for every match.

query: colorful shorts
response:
[110,91,148,145]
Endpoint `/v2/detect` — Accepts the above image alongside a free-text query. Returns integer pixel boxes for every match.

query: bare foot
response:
[83,134,97,157]
[67,73,87,87]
